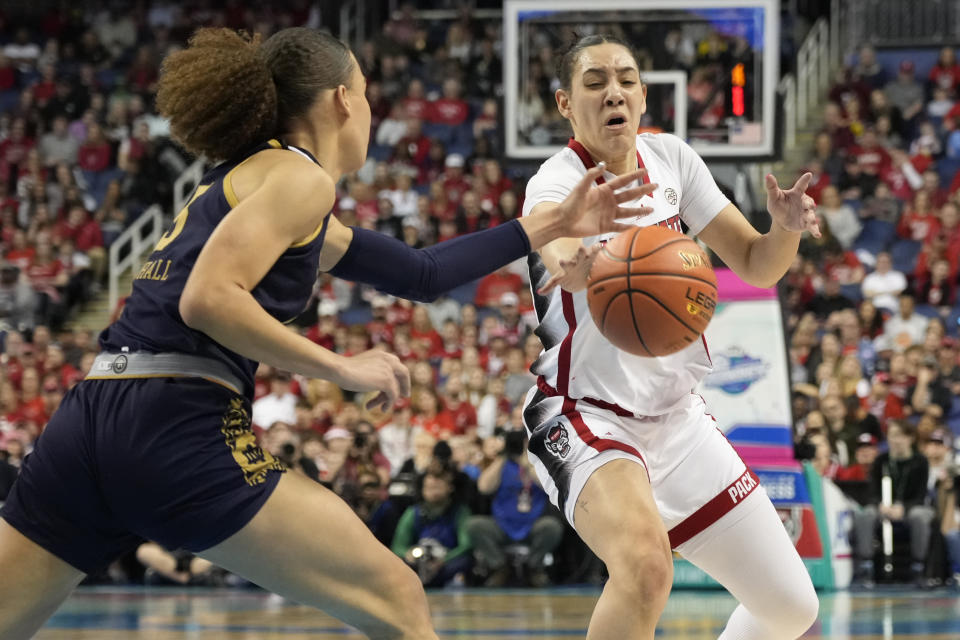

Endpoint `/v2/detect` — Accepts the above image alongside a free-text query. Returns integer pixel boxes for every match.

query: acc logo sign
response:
[664,187,678,206]
[703,348,769,394]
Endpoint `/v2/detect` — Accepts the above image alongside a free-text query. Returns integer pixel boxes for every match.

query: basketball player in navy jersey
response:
[0,28,655,640]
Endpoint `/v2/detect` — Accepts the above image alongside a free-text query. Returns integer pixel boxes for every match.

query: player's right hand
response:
[334,349,411,411]
[539,244,600,294]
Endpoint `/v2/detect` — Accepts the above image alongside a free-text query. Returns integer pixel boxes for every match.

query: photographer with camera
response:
[391,467,473,587]
[467,428,563,587]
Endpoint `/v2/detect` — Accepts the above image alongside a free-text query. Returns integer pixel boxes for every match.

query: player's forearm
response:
[180,283,345,382]
[743,223,801,288]
[517,210,568,251]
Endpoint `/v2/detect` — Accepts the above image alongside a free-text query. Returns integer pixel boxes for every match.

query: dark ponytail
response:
[157,27,355,161]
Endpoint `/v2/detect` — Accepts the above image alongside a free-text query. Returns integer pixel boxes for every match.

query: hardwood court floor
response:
[36,586,960,639]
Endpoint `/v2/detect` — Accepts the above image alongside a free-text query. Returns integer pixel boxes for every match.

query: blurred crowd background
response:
[2,0,960,589]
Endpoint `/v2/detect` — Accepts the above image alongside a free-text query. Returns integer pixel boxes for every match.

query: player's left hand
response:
[539,244,600,294]
[765,172,821,238]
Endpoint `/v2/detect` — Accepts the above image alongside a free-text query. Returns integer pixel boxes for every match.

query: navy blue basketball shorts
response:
[0,377,285,573]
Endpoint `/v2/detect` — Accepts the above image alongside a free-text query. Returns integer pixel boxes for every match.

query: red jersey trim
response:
[562,397,650,483]
[667,467,760,548]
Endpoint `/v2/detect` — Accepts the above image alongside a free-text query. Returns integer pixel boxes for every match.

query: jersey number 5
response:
[153,185,211,252]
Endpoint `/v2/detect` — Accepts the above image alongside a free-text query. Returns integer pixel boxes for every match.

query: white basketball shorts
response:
[522,384,764,548]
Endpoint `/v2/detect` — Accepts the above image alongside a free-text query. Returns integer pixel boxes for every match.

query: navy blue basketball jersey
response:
[100,139,330,395]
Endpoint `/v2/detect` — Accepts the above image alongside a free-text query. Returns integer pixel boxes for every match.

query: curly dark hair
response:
[156,27,354,161]
[556,33,642,92]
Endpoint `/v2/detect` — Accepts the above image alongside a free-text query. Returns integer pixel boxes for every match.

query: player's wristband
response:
[329,220,531,302]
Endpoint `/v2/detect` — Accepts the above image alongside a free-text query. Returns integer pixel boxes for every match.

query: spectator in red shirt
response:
[365,295,395,347]
[410,305,442,354]
[921,169,949,208]
[917,257,957,307]
[5,229,35,270]
[433,320,462,361]
[822,102,855,151]
[15,366,47,431]
[31,63,57,105]
[802,159,831,203]
[456,190,494,235]
[474,264,524,308]
[880,149,923,202]
[77,122,111,172]
[848,127,891,176]
[428,78,468,127]
[428,180,456,222]
[835,433,879,482]
[0,53,15,91]
[126,45,158,93]
[0,118,35,185]
[396,118,430,167]
[441,153,471,204]
[55,205,97,249]
[306,299,339,350]
[930,46,960,95]
[26,237,67,327]
[44,343,81,390]
[897,190,939,241]
[411,387,456,439]
[477,159,514,210]
[914,235,959,288]
[823,246,865,285]
[401,78,430,121]
[440,376,476,435]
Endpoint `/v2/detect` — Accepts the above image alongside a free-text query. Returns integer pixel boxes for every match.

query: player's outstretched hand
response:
[334,349,410,412]
[539,244,600,295]
[766,172,821,238]
[556,165,657,239]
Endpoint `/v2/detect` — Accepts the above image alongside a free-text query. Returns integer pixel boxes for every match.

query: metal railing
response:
[795,18,831,128]
[173,159,203,218]
[108,204,163,314]
[841,0,960,49]
[339,0,367,48]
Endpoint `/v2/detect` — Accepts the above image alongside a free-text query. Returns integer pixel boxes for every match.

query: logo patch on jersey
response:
[545,424,571,458]
[220,397,286,486]
[678,250,708,270]
[703,348,770,394]
[664,187,678,206]
[112,354,128,374]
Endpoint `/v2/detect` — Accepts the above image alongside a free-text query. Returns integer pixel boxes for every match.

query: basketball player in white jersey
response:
[522,35,821,640]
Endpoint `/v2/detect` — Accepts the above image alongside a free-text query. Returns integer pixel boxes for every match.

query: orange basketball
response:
[587,226,718,357]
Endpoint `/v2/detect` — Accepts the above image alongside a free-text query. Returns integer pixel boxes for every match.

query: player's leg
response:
[199,470,437,640]
[575,458,673,640]
[678,490,818,640]
[0,518,85,640]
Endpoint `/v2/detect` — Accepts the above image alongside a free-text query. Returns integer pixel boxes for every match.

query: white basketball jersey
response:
[523,134,730,416]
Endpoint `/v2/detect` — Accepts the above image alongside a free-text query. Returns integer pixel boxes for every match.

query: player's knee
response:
[607,539,673,603]
[379,563,433,638]
[765,575,818,638]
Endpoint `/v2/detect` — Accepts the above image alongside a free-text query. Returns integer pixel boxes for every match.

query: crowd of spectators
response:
[4,3,960,591]
[787,43,960,587]
[0,3,188,333]
[0,3,583,588]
